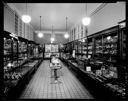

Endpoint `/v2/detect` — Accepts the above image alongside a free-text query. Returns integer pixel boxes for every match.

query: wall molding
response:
[35,30,67,34]
[7,3,35,31]
[90,3,107,17]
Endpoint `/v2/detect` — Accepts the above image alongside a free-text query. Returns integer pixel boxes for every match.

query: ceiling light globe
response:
[82,17,91,26]
[51,37,55,42]
[82,39,85,42]
[22,15,31,23]
[64,33,69,39]
[38,32,43,38]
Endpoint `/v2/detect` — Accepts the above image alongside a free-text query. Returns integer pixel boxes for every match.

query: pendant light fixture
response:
[82,3,91,26]
[64,17,69,39]
[51,25,55,43]
[22,2,31,23]
[38,16,44,38]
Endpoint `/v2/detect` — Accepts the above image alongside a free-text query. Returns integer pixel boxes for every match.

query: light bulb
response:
[82,39,85,42]
[22,15,31,23]
[38,32,43,38]
[51,37,55,42]
[107,36,111,40]
[82,17,91,26]
[51,41,53,43]
[64,33,69,39]
[8,63,12,67]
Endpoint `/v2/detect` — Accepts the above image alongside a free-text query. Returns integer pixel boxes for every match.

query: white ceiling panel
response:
[8,3,102,32]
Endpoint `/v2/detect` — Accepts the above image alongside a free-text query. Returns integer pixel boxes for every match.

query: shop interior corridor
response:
[19,60,94,99]
[3,2,126,100]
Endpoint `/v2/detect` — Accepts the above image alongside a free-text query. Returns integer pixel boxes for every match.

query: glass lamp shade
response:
[82,17,91,26]
[51,37,55,42]
[38,32,43,38]
[22,15,31,23]
[64,33,69,39]
[82,39,85,42]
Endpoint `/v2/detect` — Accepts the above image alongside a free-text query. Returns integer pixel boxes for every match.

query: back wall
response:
[34,33,69,44]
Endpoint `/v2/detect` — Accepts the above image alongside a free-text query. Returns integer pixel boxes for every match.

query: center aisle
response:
[19,60,94,99]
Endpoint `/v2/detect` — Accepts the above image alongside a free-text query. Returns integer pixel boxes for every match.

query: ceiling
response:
[8,3,102,32]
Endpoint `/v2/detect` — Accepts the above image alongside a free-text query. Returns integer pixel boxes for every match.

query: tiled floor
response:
[19,60,94,99]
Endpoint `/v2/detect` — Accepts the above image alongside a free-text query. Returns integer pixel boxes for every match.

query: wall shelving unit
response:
[60,20,127,99]
[3,31,43,98]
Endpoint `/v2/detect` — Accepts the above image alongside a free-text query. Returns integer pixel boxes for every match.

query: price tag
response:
[86,66,91,72]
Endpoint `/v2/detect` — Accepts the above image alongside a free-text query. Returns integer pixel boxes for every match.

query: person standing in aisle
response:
[50,55,55,78]
[50,55,62,83]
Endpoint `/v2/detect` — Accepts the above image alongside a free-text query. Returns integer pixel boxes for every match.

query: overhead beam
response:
[35,30,67,34]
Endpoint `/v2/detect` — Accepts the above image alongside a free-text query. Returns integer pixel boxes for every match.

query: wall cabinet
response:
[3,31,43,97]
[61,21,127,99]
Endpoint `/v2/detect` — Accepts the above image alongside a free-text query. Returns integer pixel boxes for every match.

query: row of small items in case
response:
[103,44,117,49]
[103,36,118,43]
[4,60,25,72]
[106,83,126,97]
[4,72,23,80]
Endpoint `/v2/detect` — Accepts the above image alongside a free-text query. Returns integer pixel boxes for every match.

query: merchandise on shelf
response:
[60,22,126,99]
[3,31,43,97]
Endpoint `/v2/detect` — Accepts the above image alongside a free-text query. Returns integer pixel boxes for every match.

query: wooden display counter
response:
[4,58,43,99]
[61,58,126,99]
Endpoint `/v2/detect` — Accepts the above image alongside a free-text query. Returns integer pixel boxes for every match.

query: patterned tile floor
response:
[19,60,94,99]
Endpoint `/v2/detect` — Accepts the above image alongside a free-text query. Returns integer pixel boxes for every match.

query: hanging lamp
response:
[51,25,55,43]
[82,3,91,26]
[64,17,69,39]
[22,2,31,23]
[38,16,44,38]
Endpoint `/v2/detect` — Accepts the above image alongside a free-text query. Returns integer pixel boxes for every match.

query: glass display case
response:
[95,36,103,58]
[94,26,119,64]
[4,32,14,73]
[61,23,127,99]
[87,37,93,59]
[118,20,127,97]
[3,31,43,97]
[4,32,19,73]
[82,38,88,57]
[89,26,126,98]
[118,20,126,66]
[102,32,118,64]
[4,31,22,95]
[18,37,28,66]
